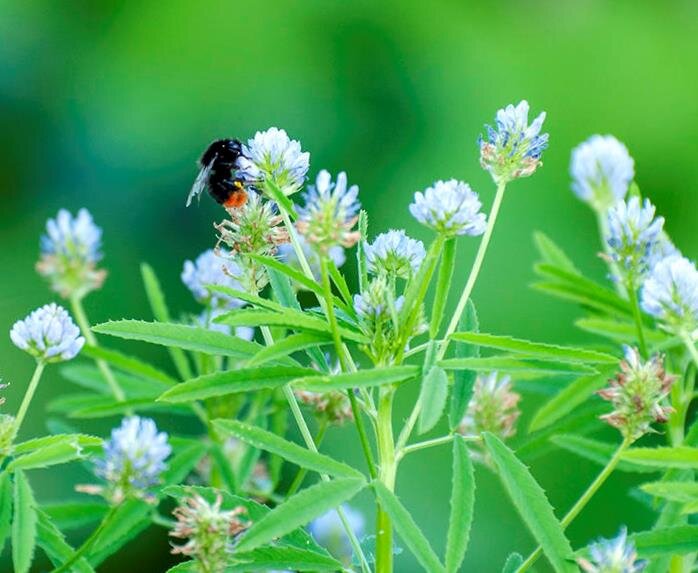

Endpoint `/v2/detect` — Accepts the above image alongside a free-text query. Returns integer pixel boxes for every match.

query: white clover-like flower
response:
[10,303,84,363]
[479,100,548,184]
[641,255,698,331]
[309,505,365,565]
[578,527,647,573]
[95,416,171,502]
[410,179,486,236]
[37,208,106,298]
[571,135,634,211]
[296,170,361,251]
[648,236,680,271]
[181,249,245,309]
[237,127,310,194]
[365,230,426,278]
[277,234,346,282]
[606,197,664,280]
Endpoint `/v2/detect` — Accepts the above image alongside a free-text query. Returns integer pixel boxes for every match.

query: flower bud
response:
[598,347,674,441]
[37,208,106,299]
[295,389,354,425]
[170,493,248,573]
[458,372,520,441]
[10,303,84,363]
[641,255,698,333]
[479,100,548,184]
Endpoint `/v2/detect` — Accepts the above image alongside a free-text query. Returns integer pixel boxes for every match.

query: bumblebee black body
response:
[188,138,249,208]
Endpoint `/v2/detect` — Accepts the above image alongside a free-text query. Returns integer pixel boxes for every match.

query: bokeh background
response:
[1,1,698,571]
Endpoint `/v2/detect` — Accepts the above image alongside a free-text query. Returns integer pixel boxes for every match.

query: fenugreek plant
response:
[2,101,698,573]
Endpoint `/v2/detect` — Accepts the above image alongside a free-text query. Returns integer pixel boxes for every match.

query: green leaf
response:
[292,365,419,391]
[247,332,332,367]
[449,300,479,429]
[12,470,38,573]
[93,320,262,359]
[449,332,617,364]
[43,502,108,531]
[70,395,190,419]
[529,371,610,432]
[483,433,575,573]
[439,356,595,376]
[215,309,367,343]
[328,258,353,308]
[533,231,579,273]
[236,477,366,553]
[622,447,698,469]
[551,435,656,473]
[158,366,315,403]
[357,210,369,292]
[502,553,524,573]
[88,500,151,566]
[574,317,667,346]
[373,481,446,573]
[141,262,193,380]
[36,509,95,573]
[161,438,209,486]
[430,237,457,338]
[640,481,698,503]
[13,434,101,455]
[0,473,12,554]
[633,526,698,557]
[214,419,363,479]
[9,434,101,471]
[445,438,475,573]
[417,366,449,435]
[81,345,177,386]
[59,364,166,396]
[229,546,344,571]
[207,285,289,312]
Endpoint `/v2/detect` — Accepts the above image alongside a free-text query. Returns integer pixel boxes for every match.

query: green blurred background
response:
[1,1,698,570]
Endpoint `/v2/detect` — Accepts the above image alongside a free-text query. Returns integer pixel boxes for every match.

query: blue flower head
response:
[578,527,647,573]
[641,255,698,332]
[571,135,634,211]
[606,197,664,281]
[365,229,426,279]
[95,416,171,503]
[479,100,548,184]
[409,180,486,236]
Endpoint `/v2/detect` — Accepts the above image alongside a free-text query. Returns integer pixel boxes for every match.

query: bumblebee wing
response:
[186,159,214,207]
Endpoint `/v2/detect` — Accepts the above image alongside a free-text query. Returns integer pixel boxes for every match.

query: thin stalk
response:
[626,279,648,358]
[375,387,397,573]
[682,333,698,373]
[516,438,631,572]
[51,504,119,573]
[260,325,371,573]
[287,419,328,496]
[438,181,507,361]
[398,433,468,460]
[12,361,45,440]
[70,295,127,404]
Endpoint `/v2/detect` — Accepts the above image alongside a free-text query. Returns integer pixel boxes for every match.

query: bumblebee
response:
[186,138,249,209]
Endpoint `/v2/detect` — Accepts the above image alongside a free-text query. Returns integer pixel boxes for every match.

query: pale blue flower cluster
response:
[309,505,365,565]
[606,197,664,279]
[353,281,403,323]
[365,230,426,278]
[96,416,171,501]
[479,100,548,184]
[571,135,634,210]
[10,303,84,363]
[409,180,486,236]
[297,170,361,251]
[37,208,107,297]
[181,249,245,309]
[641,255,698,330]
[578,528,647,573]
[237,127,310,194]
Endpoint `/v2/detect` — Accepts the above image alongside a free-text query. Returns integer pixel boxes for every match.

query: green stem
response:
[438,181,507,361]
[626,279,648,358]
[398,433,469,460]
[376,387,397,573]
[287,419,328,497]
[12,361,45,440]
[516,438,631,572]
[70,295,127,404]
[261,326,371,573]
[51,504,119,573]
